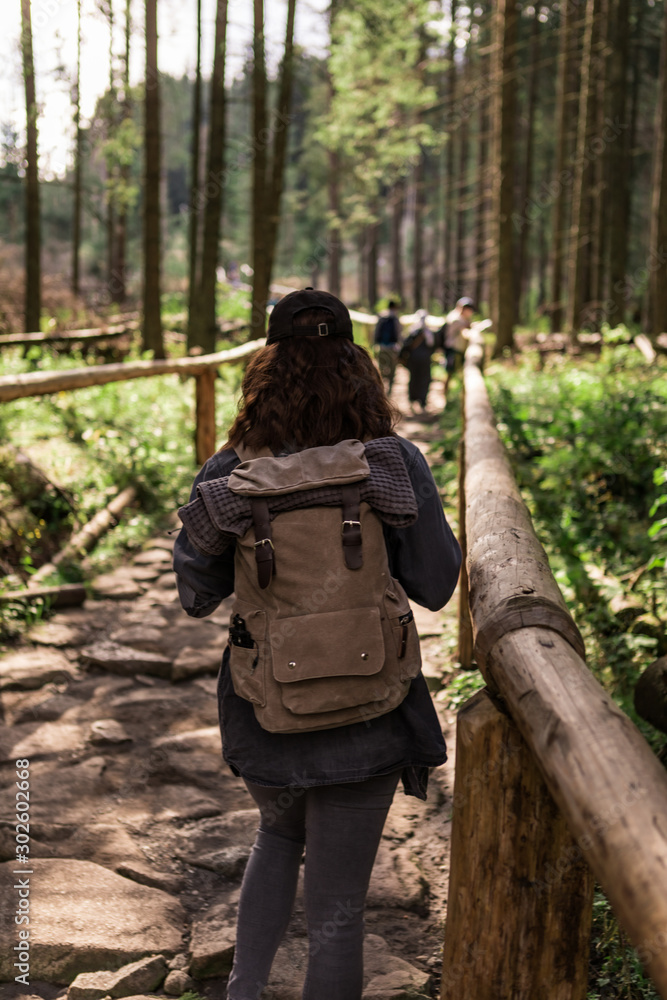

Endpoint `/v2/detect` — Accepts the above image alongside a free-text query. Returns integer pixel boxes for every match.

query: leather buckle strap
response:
[250,498,274,589]
[341,484,363,570]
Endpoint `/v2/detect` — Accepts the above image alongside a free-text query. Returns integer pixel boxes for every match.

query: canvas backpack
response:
[226,439,422,734]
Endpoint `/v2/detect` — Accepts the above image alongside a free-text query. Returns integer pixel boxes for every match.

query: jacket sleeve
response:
[383,445,461,611]
[172,452,239,617]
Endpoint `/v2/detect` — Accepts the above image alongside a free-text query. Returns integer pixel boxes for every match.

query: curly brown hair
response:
[224,309,399,452]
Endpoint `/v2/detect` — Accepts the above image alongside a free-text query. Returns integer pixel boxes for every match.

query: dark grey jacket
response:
[173,435,461,799]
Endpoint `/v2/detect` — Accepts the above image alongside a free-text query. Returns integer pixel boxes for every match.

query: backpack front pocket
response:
[270,607,386,715]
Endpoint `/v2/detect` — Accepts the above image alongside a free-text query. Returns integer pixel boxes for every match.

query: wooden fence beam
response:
[442,688,594,1000]
[0,340,265,403]
[462,354,667,996]
[0,323,138,347]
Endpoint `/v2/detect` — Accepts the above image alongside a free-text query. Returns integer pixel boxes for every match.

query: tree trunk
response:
[106,0,116,294]
[390,179,405,301]
[328,152,341,296]
[71,0,83,298]
[474,10,491,312]
[20,0,41,334]
[327,0,341,298]
[490,0,517,357]
[367,220,379,311]
[413,155,424,309]
[605,0,630,327]
[250,0,269,339]
[442,3,457,311]
[648,0,667,337]
[550,3,573,332]
[565,0,600,338]
[589,0,612,328]
[516,12,540,322]
[187,0,203,350]
[113,0,131,305]
[142,0,165,357]
[264,0,296,293]
[191,0,227,354]
[455,43,471,302]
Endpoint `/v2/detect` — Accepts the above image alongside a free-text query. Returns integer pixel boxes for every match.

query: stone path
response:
[0,366,461,1000]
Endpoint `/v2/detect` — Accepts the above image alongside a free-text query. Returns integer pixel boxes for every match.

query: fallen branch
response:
[0,583,86,607]
[29,486,137,587]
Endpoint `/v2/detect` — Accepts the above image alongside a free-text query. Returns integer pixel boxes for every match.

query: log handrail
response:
[0,340,265,464]
[460,336,667,997]
[0,340,265,403]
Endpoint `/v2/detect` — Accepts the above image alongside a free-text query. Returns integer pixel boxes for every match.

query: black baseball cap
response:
[266,287,354,344]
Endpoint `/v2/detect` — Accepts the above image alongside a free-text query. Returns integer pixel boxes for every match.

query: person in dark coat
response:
[405,309,437,412]
[173,289,461,1000]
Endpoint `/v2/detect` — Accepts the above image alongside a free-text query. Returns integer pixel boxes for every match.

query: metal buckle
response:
[318,322,329,337]
[342,520,361,532]
[253,538,275,550]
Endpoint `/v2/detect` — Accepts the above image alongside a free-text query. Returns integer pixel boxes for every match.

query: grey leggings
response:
[226,769,401,1000]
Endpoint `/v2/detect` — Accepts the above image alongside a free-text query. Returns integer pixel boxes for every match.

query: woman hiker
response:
[404,308,438,413]
[173,288,461,1000]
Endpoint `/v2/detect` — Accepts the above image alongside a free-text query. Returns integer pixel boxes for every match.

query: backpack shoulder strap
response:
[341,484,363,569]
[250,497,274,589]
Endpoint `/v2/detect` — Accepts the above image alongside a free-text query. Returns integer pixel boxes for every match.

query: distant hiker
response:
[442,296,475,398]
[402,308,437,413]
[174,288,461,1000]
[373,299,402,394]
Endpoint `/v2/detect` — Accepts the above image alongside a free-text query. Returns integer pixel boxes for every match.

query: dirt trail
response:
[0,365,461,1000]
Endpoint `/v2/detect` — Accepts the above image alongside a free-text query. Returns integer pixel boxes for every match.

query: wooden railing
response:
[443,334,667,999]
[0,340,265,464]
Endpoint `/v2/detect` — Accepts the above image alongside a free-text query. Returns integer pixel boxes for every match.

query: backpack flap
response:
[229,439,369,496]
[271,607,386,715]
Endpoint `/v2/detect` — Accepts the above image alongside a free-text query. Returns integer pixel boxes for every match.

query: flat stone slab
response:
[67,954,167,999]
[0,757,109,827]
[172,644,223,681]
[79,642,172,679]
[115,861,184,896]
[262,934,431,999]
[125,565,163,582]
[185,845,251,879]
[0,648,76,691]
[109,627,166,652]
[0,859,185,984]
[0,720,87,762]
[362,935,432,999]
[133,549,173,566]
[14,693,83,724]
[189,902,236,979]
[367,843,430,915]
[26,621,87,646]
[91,573,144,600]
[89,719,133,745]
[152,726,221,755]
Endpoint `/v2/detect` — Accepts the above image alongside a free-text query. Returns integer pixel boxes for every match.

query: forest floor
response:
[0,364,462,1000]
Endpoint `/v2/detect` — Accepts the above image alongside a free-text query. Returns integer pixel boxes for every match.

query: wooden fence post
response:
[441,688,594,1000]
[195,369,217,465]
